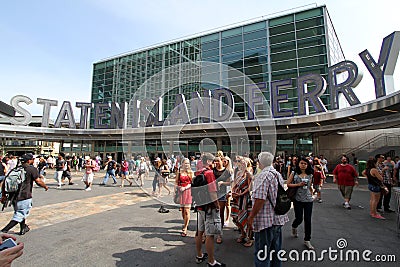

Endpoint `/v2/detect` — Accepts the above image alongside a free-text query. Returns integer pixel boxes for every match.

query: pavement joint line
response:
[0,188,154,231]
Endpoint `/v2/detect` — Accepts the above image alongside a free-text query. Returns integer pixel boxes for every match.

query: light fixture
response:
[337,131,345,135]
[316,122,321,126]
[256,127,259,131]
[286,125,289,129]
[348,117,357,121]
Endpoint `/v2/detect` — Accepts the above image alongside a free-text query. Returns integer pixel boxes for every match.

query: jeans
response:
[377,183,392,210]
[152,175,158,192]
[254,225,283,267]
[103,169,117,184]
[292,201,313,241]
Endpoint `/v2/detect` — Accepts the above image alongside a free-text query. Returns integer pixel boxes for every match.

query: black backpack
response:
[191,169,211,207]
[267,171,291,215]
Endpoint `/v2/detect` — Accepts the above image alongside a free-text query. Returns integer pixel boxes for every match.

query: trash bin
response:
[358,160,366,175]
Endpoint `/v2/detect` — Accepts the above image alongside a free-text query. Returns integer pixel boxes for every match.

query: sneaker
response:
[20,225,30,235]
[344,203,351,210]
[371,214,386,219]
[56,185,62,189]
[291,227,298,238]
[68,182,75,185]
[304,241,314,250]
[85,187,92,191]
[318,199,322,203]
[207,260,226,267]
[195,252,208,264]
[99,183,105,186]
[113,181,118,184]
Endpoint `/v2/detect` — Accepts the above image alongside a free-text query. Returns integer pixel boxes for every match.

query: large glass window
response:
[269,14,294,27]
[243,29,266,41]
[269,23,295,36]
[244,38,267,49]
[221,35,242,46]
[270,50,296,62]
[222,43,243,55]
[270,32,295,45]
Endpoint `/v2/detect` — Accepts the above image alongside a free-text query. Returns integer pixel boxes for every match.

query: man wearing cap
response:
[100,156,117,185]
[1,153,48,235]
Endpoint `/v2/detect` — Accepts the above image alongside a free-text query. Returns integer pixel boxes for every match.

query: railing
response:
[343,133,400,157]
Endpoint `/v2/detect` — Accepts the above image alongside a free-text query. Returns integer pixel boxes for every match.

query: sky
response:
[0,0,399,120]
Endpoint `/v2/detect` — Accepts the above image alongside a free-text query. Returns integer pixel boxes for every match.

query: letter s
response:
[9,95,32,126]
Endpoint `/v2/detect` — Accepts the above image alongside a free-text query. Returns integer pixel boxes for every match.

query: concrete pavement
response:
[0,170,398,266]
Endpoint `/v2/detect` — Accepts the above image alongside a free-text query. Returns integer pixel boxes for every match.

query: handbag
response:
[173,187,181,204]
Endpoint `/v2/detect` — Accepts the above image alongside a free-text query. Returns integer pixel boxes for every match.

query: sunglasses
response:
[235,160,241,162]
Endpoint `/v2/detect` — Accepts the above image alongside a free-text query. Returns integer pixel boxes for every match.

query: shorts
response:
[122,171,129,176]
[196,209,222,236]
[159,176,168,184]
[338,185,354,200]
[12,199,32,222]
[313,184,321,193]
[82,172,94,183]
[368,184,381,193]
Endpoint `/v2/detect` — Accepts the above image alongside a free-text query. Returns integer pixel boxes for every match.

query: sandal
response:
[236,236,246,243]
[181,231,187,237]
[243,240,254,247]
[216,235,223,244]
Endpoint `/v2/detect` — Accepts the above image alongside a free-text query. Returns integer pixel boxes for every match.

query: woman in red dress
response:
[174,158,193,237]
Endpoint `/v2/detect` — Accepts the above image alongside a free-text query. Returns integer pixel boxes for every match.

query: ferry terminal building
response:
[1,5,400,164]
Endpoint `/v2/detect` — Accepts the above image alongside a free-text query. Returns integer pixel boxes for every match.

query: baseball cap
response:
[21,153,34,162]
[155,157,161,162]
[107,156,112,159]
[84,156,91,160]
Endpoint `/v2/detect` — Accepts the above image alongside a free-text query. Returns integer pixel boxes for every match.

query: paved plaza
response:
[1,169,399,267]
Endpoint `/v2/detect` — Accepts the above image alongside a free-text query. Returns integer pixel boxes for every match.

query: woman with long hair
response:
[231,156,253,247]
[223,156,234,226]
[362,159,385,219]
[287,157,315,250]
[174,158,193,237]
[213,156,232,244]
[120,159,133,187]
[152,158,161,196]
[159,159,171,196]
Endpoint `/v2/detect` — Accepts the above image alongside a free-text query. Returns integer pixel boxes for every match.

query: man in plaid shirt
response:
[248,152,289,267]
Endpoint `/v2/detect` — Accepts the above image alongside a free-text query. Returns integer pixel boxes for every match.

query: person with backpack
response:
[247,152,289,267]
[194,152,225,267]
[287,157,315,250]
[100,156,117,185]
[0,153,48,235]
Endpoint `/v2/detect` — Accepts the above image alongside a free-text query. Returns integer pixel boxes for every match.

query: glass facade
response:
[90,5,344,157]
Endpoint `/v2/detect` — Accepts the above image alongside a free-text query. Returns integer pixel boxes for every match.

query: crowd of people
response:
[0,150,398,266]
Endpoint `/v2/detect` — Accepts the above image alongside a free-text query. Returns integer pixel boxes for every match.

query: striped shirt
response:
[251,166,289,232]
